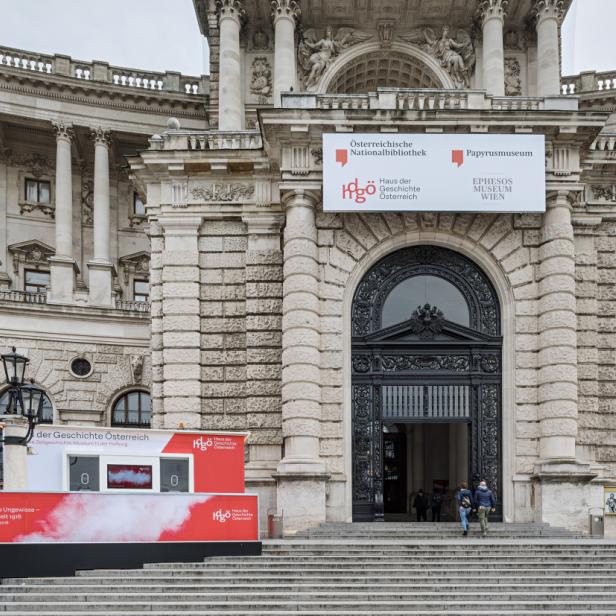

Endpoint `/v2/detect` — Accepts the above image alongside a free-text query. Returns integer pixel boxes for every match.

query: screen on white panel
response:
[323,134,546,213]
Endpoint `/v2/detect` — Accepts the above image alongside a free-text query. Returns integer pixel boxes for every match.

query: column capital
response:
[280,186,321,208]
[52,121,74,143]
[478,0,508,23]
[216,0,246,24]
[271,0,301,24]
[90,127,111,148]
[533,0,564,23]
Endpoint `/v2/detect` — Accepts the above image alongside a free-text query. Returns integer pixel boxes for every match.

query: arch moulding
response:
[316,41,455,94]
[340,230,517,523]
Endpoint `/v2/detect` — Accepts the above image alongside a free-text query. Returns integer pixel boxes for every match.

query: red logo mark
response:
[342,178,377,204]
[452,150,464,167]
[336,149,349,167]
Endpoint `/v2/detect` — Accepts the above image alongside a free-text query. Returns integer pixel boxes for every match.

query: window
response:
[24,270,50,294]
[0,388,53,423]
[111,391,151,428]
[133,193,145,216]
[133,279,150,303]
[381,275,470,329]
[25,178,51,204]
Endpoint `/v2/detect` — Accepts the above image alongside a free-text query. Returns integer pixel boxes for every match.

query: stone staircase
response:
[2,524,616,615]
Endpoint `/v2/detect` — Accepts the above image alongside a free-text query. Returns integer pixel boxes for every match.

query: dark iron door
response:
[351,246,503,522]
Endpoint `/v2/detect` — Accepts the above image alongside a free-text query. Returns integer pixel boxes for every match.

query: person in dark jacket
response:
[430,490,443,522]
[412,489,428,522]
[456,481,474,536]
[473,480,496,537]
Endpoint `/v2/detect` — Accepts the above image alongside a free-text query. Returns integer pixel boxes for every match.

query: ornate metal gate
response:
[351,246,502,522]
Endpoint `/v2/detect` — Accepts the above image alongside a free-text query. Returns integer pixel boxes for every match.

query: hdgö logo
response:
[193,436,213,452]
[213,509,232,523]
[342,178,377,204]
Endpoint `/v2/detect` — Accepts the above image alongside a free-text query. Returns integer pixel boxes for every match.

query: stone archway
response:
[350,245,503,522]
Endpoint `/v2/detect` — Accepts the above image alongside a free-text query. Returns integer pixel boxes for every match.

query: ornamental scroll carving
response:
[399,26,475,89]
[381,354,469,372]
[250,57,272,103]
[191,184,255,203]
[504,57,522,96]
[591,185,616,202]
[298,26,374,89]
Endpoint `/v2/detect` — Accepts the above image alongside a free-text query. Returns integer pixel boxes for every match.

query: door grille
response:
[382,385,470,420]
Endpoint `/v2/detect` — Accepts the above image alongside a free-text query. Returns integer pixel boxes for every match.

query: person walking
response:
[456,482,474,536]
[474,480,496,537]
[412,489,428,522]
[430,489,443,522]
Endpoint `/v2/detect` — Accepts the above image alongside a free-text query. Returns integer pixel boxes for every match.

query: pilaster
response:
[159,215,203,429]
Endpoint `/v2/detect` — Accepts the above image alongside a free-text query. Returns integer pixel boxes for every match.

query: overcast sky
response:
[0,0,613,77]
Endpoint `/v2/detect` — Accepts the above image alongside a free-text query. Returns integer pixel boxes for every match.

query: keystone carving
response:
[130,355,144,384]
[399,26,475,89]
[298,26,374,89]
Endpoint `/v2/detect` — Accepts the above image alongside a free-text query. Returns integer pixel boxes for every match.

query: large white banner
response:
[323,134,545,213]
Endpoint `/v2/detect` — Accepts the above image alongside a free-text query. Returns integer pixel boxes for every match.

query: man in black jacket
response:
[412,489,428,522]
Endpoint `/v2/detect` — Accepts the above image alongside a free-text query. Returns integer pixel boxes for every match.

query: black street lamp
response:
[1,347,43,445]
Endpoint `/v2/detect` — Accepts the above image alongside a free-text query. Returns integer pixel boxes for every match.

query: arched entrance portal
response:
[351,245,502,522]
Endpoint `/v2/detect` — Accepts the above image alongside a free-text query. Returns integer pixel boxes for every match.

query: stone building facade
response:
[2,0,616,533]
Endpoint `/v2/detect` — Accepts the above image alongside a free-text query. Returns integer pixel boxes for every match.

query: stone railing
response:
[149,130,263,151]
[114,299,151,313]
[0,290,47,304]
[0,45,207,96]
[590,133,616,152]
[282,89,577,112]
[562,70,616,95]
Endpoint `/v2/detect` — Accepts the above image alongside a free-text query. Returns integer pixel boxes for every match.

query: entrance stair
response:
[2,523,616,615]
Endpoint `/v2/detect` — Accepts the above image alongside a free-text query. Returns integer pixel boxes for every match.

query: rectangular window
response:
[133,279,150,303]
[25,178,51,204]
[24,270,50,294]
[133,192,145,216]
[107,464,153,490]
[69,456,100,492]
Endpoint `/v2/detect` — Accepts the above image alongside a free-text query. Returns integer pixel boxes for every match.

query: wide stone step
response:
[4,612,616,616]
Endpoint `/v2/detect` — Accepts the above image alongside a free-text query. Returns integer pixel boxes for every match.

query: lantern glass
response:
[1,347,29,385]
[20,382,45,421]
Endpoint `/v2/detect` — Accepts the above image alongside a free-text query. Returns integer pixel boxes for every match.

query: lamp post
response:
[1,347,45,445]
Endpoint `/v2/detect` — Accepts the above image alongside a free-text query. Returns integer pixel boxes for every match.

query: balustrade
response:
[562,70,616,94]
[0,290,47,304]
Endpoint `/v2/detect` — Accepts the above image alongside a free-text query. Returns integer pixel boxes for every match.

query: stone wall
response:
[0,336,150,425]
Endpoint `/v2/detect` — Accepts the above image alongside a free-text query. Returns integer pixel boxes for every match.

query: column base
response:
[274,459,330,535]
[88,260,116,307]
[48,256,78,304]
[531,458,597,533]
[2,416,29,490]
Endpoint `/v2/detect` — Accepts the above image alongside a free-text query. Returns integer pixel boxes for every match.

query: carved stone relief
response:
[191,183,255,202]
[591,184,616,202]
[504,57,522,96]
[81,179,94,226]
[250,57,272,103]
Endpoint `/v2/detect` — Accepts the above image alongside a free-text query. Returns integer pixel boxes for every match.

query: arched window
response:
[111,390,151,428]
[0,388,53,423]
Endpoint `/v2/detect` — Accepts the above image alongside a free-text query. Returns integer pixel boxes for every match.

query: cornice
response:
[0,71,208,121]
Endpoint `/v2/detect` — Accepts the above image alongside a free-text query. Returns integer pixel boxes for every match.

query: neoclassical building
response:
[1,0,616,532]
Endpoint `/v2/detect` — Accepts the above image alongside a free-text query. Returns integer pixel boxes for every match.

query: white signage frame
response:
[323,133,546,214]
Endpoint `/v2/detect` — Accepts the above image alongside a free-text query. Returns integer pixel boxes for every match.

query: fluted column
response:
[217,0,245,130]
[537,191,578,460]
[88,128,114,307]
[479,0,507,96]
[276,189,328,533]
[48,122,76,303]
[272,0,300,107]
[534,0,563,97]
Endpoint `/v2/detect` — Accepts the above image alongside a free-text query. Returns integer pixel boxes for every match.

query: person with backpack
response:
[430,489,443,522]
[412,489,429,522]
[456,481,474,536]
[473,480,497,537]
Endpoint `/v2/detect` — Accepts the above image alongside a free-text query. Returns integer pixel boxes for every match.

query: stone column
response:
[0,148,10,289]
[217,0,245,131]
[534,190,595,531]
[534,0,563,97]
[275,189,328,533]
[48,122,76,303]
[2,416,29,490]
[159,216,203,429]
[243,214,284,523]
[480,0,507,96]
[88,128,114,307]
[272,0,300,107]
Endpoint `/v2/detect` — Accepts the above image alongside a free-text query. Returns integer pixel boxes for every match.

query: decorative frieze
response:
[191,183,255,203]
[590,184,616,202]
